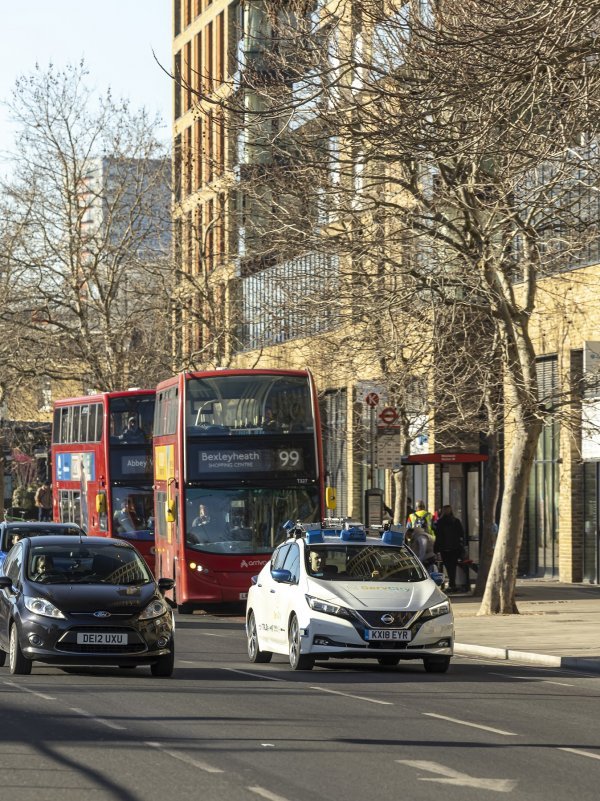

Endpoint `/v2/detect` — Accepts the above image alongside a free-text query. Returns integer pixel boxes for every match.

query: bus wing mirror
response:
[96,493,107,514]
[325,487,337,510]
[166,499,176,523]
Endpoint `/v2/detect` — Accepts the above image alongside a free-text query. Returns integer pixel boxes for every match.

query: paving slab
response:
[451,579,600,672]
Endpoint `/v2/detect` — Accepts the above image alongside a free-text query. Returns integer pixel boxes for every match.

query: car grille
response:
[355,610,417,628]
[59,643,146,653]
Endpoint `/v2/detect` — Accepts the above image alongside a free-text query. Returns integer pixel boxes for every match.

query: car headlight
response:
[421,599,451,620]
[139,599,169,620]
[305,595,353,619]
[24,597,66,619]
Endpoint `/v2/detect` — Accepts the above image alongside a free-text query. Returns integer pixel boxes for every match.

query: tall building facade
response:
[172,1,600,584]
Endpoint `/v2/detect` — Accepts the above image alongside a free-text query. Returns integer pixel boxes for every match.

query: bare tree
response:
[177,1,600,612]
[0,62,173,393]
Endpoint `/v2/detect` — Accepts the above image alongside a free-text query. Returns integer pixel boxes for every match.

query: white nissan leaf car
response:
[246,522,453,672]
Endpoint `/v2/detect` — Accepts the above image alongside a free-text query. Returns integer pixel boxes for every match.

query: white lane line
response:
[559,748,600,761]
[488,672,574,687]
[225,668,287,682]
[423,713,518,736]
[3,681,55,701]
[202,632,229,637]
[542,681,575,687]
[145,741,224,773]
[248,786,293,801]
[310,686,393,705]
[470,657,600,679]
[69,707,125,731]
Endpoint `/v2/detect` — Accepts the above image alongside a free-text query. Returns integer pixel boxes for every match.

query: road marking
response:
[70,707,125,730]
[3,681,55,701]
[559,748,600,761]
[248,786,292,801]
[397,760,517,792]
[488,672,574,687]
[145,742,224,773]
[472,658,600,679]
[311,686,393,705]
[423,713,518,736]
[225,668,287,682]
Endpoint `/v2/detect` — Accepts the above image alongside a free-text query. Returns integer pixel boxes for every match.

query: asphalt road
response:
[1,612,600,801]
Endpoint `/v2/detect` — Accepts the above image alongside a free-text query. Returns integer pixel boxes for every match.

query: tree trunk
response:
[478,416,542,614]
[473,430,500,597]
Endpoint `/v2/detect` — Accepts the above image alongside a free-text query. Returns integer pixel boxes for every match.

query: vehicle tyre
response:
[247,611,272,663]
[9,624,32,676]
[377,656,400,666]
[150,642,174,677]
[423,656,451,674]
[0,650,6,667]
[288,614,314,671]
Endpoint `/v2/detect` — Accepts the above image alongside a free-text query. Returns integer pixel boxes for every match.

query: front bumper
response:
[16,611,174,666]
[300,611,454,660]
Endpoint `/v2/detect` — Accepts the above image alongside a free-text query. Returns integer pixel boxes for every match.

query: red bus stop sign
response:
[365,392,379,408]
[379,406,399,425]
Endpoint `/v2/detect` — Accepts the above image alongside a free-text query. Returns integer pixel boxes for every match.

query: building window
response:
[240,252,339,350]
[524,356,560,577]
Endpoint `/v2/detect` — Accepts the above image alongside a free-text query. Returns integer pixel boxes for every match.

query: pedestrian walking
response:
[406,525,437,574]
[34,481,53,522]
[407,500,435,536]
[435,504,466,592]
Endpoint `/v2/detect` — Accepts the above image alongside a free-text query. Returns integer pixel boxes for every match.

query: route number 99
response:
[277,449,302,469]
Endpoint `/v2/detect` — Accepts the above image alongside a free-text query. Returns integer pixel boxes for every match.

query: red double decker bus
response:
[51,390,156,570]
[153,369,324,612]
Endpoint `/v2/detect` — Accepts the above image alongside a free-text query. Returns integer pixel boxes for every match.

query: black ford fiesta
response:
[0,536,175,677]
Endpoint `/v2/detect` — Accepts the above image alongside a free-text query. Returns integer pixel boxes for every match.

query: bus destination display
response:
[192,446,305,475]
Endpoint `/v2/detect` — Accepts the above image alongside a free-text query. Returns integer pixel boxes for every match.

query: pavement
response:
[451,578,600,673]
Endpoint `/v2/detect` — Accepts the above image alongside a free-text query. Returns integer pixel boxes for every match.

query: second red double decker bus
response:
[52,389,156,570]
[153,369,324,612]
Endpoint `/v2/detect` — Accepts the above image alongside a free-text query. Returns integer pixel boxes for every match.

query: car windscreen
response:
[306,543,428,582]
[26,543,152,585]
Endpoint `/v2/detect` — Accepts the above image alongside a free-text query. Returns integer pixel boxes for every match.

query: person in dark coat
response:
[434,505,465,592]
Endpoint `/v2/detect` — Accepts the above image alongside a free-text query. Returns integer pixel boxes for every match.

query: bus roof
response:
[155,368,312,392]
[53,389,155,407]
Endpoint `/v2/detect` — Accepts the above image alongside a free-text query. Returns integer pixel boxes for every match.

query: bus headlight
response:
[189,562,211,573]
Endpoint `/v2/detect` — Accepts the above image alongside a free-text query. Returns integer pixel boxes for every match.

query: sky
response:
[0,0,172,163]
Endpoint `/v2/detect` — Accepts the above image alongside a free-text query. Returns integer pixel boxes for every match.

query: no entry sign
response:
[379,406,399,425]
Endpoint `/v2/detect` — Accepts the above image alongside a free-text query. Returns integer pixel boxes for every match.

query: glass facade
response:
[524,358,560,576]
[583,462,599,583]
[240,252,339,350]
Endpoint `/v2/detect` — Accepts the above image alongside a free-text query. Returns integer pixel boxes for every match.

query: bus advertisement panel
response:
[52,390,156,570]
[153,369,324,612]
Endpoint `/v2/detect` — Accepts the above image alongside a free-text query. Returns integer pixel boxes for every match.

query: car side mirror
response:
[157,578,175,593]
[0,576,12,589]
[271,568,292,583]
